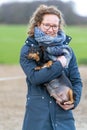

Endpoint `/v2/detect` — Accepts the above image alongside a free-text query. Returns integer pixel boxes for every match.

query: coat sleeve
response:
[68,49,83,109]
[20,44,63,85]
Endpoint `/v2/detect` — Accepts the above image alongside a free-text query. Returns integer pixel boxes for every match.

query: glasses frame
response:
[41,23,59,31]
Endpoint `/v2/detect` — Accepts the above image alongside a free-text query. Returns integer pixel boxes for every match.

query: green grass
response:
[0,24,87,64]
[0,24,27,64]
[65,26,87,64]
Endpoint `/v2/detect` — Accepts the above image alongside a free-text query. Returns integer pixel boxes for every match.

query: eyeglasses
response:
[42,23,59,31]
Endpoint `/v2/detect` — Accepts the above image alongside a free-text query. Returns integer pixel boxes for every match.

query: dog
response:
[27,44,53,70]
[27,44,74,105]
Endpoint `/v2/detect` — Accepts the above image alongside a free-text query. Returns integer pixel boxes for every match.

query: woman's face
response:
[38,14,60,37]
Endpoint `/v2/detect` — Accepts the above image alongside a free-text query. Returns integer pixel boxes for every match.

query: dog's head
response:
[27,44,41,61]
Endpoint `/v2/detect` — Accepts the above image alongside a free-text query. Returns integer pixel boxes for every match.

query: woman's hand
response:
[51,93,74,110]
[56,100,74,110]
[57,56,67,68]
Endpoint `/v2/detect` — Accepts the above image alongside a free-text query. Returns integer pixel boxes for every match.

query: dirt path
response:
[0,65,87,130]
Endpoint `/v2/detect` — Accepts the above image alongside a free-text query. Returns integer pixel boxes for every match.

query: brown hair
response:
[28,4,65,36]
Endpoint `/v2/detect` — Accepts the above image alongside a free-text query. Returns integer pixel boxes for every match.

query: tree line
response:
[0,0,87,25]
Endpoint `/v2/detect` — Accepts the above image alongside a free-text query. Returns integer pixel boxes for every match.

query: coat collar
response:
[63,35,72,45]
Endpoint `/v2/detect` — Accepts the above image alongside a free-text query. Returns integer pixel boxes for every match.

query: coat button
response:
[28,97,30,100]
[55,124,57,127]
[49,101,52,103]
[42,96,44,99]
[26,40,28,43]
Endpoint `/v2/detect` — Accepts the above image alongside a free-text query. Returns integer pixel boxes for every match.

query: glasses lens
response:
[53,25,58,30]
[42,23,58,30]
[43,23,50,30]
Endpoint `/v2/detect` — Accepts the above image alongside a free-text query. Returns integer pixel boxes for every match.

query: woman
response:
[20,4,82,130]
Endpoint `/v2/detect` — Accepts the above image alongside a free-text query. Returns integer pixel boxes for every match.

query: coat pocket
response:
[55,105,74,121]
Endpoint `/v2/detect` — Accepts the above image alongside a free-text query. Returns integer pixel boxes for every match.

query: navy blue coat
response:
[20,36,82,130]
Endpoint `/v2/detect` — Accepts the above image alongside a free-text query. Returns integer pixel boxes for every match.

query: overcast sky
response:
[0,0,87,16]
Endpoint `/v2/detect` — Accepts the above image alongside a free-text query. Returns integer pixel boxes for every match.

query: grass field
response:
[65,26,87,64]
[0,24,87,64]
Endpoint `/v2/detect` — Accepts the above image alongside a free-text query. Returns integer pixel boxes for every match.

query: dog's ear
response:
[39,46,45,52]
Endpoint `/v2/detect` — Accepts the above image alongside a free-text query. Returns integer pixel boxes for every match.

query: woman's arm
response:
[56,49,82,110]
[20,44,64,85]
[68,49,83,109]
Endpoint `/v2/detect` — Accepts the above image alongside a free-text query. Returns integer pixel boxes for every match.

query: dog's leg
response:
[28,52,40,61]
[42,61,53,68]
[35,66,42,70]
[64,89,74,105]
[69,89,74,103]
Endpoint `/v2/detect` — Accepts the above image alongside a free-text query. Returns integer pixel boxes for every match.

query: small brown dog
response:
[27,44,74,105]
[27,44,53,70]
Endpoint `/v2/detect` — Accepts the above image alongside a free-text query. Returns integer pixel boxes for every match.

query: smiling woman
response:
[19,4,83,130]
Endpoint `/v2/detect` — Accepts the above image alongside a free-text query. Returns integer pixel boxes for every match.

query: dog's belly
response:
[46,74,73,104]
[55,86,70,101]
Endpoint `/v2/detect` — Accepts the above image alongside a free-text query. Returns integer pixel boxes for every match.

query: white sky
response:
[62,0,87,16]
[0,0,87,16]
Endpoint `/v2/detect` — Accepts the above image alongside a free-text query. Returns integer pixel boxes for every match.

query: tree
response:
[0,0,87,25]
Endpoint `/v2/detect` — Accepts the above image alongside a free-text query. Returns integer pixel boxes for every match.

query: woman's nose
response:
[48,27,54,31]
